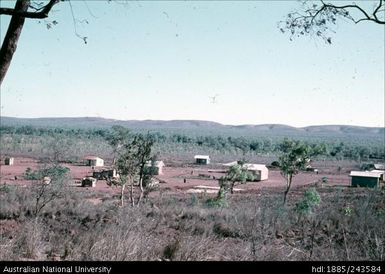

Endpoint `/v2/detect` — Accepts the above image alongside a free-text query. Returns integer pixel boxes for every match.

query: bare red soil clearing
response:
[0,157,351,195]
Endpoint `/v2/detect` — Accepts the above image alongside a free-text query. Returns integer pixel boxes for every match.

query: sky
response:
[0,0,384,127]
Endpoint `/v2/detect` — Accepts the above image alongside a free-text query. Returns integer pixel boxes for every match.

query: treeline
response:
[0,125,109,139]
[0,125,384,161]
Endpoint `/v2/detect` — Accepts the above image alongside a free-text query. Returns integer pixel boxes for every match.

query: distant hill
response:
[0,116,225,130]
[0,116,384,137]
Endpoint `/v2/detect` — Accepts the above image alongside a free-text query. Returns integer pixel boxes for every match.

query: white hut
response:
[145,160,165,175]
[243,164,269,181]
[194,155,210,165]
[84,156,104,167]
[4,157,14,166]
[350,170,384,188]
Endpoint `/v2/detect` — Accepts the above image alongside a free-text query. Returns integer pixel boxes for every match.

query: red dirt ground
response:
[0,157,351,195]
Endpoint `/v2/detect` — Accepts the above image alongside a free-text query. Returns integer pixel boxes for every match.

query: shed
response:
[4,157,14,166]
[84,156,104,167]
[350,171,384,188]
[194,155,210,165]
[145,160,165,175]
[243,164,269,181]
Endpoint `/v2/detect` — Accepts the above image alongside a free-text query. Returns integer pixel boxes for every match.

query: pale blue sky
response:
[0,1,384,127]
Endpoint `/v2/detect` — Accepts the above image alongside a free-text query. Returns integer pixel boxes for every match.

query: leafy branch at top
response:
[279,0,384,44]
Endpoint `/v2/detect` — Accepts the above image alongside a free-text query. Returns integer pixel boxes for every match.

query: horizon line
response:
[1,115,384,129]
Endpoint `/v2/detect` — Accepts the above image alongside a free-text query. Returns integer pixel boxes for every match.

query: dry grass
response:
[0,183,384,261]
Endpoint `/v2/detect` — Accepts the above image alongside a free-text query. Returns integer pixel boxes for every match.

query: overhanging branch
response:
[322,2,385,24]
[0,0,60,19]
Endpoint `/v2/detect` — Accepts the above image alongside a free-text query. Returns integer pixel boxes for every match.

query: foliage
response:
[279,139,313,205]
[279,1,385,44]
[211,164,255,207]
[360,162,375,171]
[106,127,155,206]
[279,139,312,175]
[0,184,13,193]
[270,161,280,167]
[205,196,227,208]
[295,187,321,215]
[24,165,70,181]
[1,124,384,162]
[26,165,71,216]
[343,205,353,217]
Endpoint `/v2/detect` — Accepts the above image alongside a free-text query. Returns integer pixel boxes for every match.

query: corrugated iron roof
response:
[350,171,384,178]
[194,155,210,159]
[84,156,103,160]
[223,161,268,171]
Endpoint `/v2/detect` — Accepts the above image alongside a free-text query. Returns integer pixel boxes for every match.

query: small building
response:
[81,177,97,187]
[243,164,269,181]
[4,157,14,166]
[350,171,384,188]
[223,161,269,181]
[84,156,104,167]
[374,164,385,170]
[194,155,210,165]
[145,160,165,175]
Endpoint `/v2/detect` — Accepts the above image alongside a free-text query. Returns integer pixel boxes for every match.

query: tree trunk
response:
[139,176,144,192]
[0,0,30,85]
[120,184,125,207]
[283,174,292,205]
[130,178,134,207]
[230,181,235,194]
[137,177,144,206]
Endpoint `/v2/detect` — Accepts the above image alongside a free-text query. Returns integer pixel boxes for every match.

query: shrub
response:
[360,163,375,171]
[270,161,280,167]
[205,196,227,208]
[24,165,70,181]
[0,184,13,193]
[295,187,321,215]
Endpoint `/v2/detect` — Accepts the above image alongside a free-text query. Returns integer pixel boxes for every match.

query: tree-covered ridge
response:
[1,124,383,162]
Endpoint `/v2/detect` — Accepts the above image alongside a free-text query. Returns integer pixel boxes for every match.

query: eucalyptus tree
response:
[214,162,254,206]
[278,139,312,205]
[106,126,155,207]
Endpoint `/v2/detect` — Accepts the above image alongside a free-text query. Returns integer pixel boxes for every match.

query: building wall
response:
[351,176,379,188]
[4,157,14,165]
[249,169,268,181]
[95,159,104,166]
[260,169,268,181]
[86,159,104,166]
[196,158,209,165]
